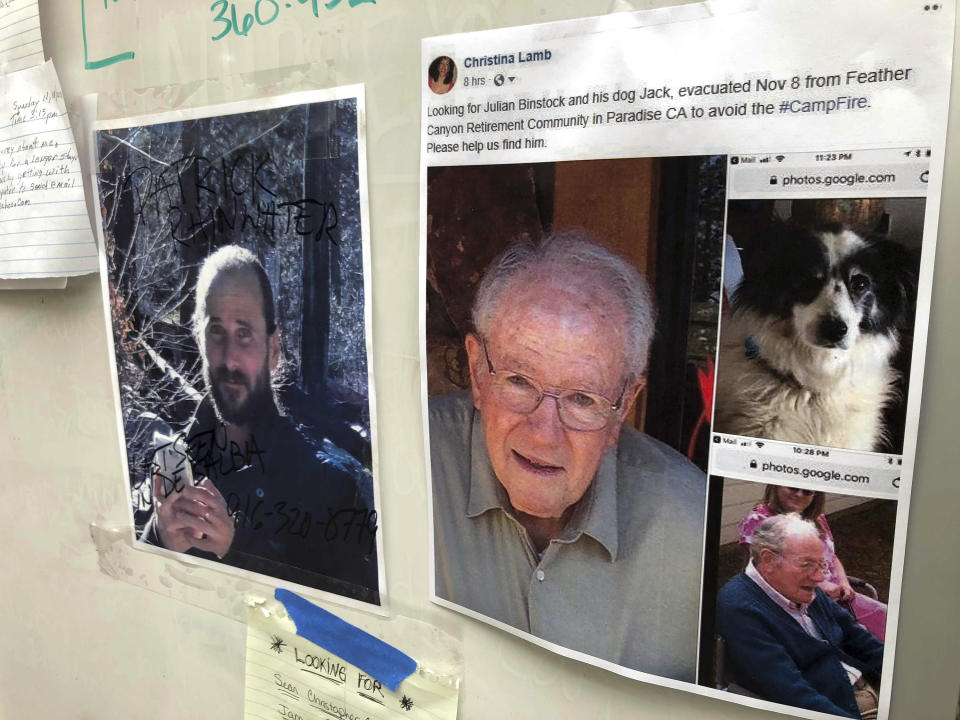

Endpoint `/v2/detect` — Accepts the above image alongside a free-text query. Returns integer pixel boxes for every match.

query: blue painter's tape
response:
[275,588,417,692]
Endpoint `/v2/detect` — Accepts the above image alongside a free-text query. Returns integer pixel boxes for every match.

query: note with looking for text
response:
[0,59,97,279]
[246,605,459,720]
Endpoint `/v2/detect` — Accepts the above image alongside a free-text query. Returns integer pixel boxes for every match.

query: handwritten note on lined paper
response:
[0,60,97,278]
[0,0,42,74]
[246,607,459,720]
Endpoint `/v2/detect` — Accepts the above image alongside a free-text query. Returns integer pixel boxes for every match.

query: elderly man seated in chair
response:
[717,513,884,719]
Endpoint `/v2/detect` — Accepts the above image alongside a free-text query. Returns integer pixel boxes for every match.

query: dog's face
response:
[735,222,917,352]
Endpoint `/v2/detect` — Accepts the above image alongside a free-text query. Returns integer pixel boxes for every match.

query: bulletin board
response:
[1,1,959,719]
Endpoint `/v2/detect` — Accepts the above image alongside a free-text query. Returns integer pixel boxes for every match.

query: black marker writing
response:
[117,152,339,248]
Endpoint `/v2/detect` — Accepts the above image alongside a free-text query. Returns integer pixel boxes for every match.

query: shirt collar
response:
[745,559,810,614]
[465,407,620,561]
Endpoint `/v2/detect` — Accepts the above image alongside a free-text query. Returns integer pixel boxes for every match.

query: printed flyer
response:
[95,86,384,609]
[420,2,954,718]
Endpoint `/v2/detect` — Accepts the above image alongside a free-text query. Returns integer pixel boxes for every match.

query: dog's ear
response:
[859,239,919,330]
[734,221,827,317]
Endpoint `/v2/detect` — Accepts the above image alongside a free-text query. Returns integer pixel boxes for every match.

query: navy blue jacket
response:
[717,572,884,718]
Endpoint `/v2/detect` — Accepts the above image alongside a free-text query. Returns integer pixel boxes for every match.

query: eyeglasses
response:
[776,552,828,575]
[786,487,816,496]
[478,336,627,432]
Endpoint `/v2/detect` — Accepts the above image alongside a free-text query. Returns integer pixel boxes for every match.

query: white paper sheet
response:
[245,606,459,720]
[0,60,97,279]
[93,85,385,613]
[421,2,954,719]
[0,0,42,74]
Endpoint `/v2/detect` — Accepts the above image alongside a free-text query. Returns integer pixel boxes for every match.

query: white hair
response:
[471,231,656,378]
[749,513,821,564]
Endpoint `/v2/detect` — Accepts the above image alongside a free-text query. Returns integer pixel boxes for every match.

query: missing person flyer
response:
[94,86,385,612]
[419,1,954,718]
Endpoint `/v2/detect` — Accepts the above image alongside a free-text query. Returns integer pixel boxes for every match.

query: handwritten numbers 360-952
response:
[210,0,375,42]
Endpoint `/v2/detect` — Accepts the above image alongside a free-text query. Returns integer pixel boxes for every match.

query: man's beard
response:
[205,361,275,427]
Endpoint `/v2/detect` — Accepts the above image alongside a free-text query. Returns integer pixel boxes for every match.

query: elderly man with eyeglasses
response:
[429,233,707,681]
[717,513,884,718]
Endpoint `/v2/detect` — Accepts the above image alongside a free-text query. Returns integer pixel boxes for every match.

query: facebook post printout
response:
[94,86,384,610]
[419,1,953,718]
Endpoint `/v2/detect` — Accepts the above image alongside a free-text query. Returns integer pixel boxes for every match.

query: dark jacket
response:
[142,399,378,603]
[717,572,884,718]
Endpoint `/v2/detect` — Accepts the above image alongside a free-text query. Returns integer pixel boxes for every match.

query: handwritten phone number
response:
[210,0,375,42]
[229,495,377,548]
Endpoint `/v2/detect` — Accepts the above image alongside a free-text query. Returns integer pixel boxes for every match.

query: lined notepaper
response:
[246,607,459,720]
[0,60,98,279]
[0,0,42,74]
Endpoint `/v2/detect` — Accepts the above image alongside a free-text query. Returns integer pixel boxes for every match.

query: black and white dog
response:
[714,222,917,452]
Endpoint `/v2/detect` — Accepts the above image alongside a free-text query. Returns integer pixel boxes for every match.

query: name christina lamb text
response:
[463,48,552,68]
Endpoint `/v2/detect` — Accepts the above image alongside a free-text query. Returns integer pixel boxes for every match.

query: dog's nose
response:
[818,315,848,345]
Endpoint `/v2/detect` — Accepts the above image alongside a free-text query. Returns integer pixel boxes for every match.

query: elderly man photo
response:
[717,513,884,718]
[430,233,707,681]
[142,245,377,597]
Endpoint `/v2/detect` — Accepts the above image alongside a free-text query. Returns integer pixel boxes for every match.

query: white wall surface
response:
[0,1,958,718]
